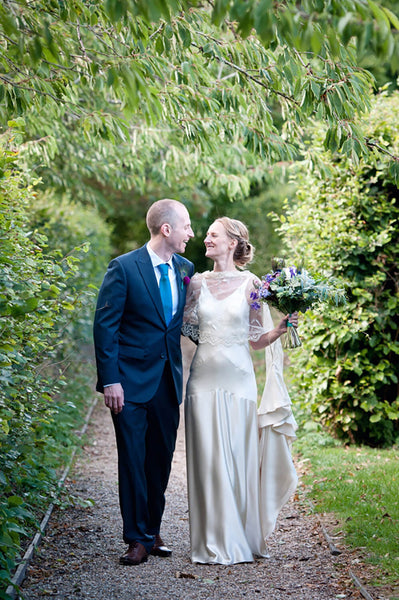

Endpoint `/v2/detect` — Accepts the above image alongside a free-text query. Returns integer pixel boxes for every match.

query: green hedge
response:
[279,91,399,447]
[0,130,111,597]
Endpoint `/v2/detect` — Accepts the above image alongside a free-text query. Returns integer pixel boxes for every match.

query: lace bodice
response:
[182,270,269,345]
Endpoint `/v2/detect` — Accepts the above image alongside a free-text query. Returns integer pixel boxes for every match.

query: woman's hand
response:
[250,311,299,350]
[277,311,299,334]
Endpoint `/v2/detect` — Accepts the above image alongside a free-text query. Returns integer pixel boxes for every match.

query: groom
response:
[93,199,194,565]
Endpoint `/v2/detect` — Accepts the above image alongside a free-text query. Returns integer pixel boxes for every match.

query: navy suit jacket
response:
[93,245,194,405]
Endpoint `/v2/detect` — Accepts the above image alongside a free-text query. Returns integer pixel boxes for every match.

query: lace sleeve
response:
[181,273,202,342]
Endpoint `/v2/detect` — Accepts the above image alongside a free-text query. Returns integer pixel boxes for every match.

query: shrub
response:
[0,129,111,596]
[278,91,399,447]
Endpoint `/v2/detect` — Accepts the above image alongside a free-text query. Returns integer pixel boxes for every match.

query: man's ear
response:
[160,223,171,237]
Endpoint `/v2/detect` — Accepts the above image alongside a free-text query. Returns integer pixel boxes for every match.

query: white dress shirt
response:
[146,243,179,317]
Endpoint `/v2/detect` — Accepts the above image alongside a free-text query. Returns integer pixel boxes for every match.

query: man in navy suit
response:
[93,199,194,565]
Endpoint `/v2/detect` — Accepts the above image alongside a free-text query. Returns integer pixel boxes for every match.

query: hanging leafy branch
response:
[1,0,399,168]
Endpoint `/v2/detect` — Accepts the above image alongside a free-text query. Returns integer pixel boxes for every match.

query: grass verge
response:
[294,423,399,593]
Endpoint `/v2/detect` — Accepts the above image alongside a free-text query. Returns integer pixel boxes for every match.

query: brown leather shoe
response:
[150,534,172,557]
[119,542,148,565]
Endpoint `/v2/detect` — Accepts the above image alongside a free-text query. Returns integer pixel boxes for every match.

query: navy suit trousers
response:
[111,362,179,552]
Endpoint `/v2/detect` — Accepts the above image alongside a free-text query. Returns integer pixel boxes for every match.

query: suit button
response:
[160,353,166,359]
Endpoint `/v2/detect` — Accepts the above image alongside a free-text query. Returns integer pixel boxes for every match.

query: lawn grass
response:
[295,423,399,590]
[252,348,399,595]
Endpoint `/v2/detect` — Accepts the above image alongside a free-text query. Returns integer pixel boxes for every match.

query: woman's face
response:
[204,221,236,261]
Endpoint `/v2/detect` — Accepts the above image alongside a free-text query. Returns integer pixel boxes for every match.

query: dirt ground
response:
[19,341,390,600]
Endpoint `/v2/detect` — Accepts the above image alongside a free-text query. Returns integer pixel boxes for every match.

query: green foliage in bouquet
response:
[276,91,399,447]
[253,258,347,315]
[251,258,347,348]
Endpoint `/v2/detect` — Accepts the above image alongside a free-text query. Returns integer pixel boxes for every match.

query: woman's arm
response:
[250,312,299,350]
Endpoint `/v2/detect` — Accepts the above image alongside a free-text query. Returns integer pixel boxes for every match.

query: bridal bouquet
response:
[251,258,347,348]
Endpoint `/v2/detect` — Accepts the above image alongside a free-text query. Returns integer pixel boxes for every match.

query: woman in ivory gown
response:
[183,217,298,565]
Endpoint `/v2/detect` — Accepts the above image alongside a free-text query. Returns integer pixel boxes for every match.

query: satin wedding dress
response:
[183,270,298,565]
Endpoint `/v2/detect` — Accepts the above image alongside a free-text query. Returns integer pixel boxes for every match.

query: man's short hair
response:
[146,199,184,235]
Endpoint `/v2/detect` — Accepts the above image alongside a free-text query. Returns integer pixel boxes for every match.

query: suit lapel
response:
[173,255,186,320]
[136,245,165,323]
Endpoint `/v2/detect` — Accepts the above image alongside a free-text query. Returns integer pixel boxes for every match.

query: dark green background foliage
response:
[278,92,399,447]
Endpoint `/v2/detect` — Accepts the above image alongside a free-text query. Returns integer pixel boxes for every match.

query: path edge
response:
[5,396,99,600]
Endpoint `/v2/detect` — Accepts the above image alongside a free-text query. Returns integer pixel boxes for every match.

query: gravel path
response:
[20,343,383,600]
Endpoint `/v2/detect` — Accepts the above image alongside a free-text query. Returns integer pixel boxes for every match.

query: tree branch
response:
[149,22,165,40]
[365,138,399,161]
[0,74,85,113]
[191,41,299,106]
[0,32,19,46]
[76,19,91,64]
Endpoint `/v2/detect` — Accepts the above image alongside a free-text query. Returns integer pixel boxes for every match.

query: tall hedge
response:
[279,91,399,447]
[0,130,111,595]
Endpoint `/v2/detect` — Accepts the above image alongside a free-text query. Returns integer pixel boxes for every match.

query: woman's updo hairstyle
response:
[216,217,254,267]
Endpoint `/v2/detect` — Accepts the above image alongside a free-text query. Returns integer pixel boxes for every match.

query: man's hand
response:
[104,383,124,414]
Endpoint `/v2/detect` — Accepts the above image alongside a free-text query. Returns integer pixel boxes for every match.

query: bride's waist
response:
[199,332,248,346]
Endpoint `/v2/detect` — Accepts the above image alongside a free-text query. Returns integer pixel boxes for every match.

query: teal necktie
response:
[158,263,173,325]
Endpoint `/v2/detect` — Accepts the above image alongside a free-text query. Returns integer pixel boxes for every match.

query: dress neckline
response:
[204,269,246,278]
[202,271,249,301]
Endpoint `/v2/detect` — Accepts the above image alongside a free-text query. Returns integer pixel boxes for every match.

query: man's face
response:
[168,206,194,254]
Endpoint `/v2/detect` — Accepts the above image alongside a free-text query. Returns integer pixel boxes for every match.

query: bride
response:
[183,217,298,565]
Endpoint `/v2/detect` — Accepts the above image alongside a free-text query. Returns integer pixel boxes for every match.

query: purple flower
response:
[289,266,297,277]
[183,276,191,286]
[251,301,261,310]
[250,290,259,300]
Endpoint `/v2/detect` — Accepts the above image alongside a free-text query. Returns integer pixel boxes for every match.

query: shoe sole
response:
[119,555,148,565]
[150,548,172,557]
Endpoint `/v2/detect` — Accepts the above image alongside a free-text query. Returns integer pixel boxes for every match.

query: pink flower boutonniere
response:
[179,268,191,290]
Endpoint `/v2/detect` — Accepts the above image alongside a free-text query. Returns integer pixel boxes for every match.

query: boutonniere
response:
[178,267,191,290]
